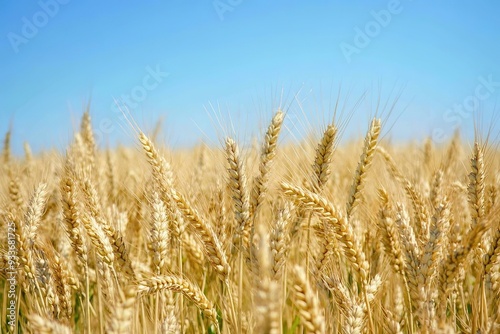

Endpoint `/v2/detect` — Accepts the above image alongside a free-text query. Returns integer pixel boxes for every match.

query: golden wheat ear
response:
[5,99,500,334]
[3,128,12,164]
[251,110,284,216]
[137,275,219,330]
[346,118,381,218]
[291,265,326,334]
[225,137,250,251]
[311,123,337,193]
[171,188,230,278]
[281,182,369,283]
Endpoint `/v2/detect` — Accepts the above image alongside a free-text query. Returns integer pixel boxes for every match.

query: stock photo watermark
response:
[432,75,499,143]
[7,0,71,54]
[213,0,243,21]
[6,220,18,329]
[7,0,71,53]
[92,64,169,146]
[339,0,410,64]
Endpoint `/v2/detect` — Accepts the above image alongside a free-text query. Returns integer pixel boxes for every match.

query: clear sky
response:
[1,1,499,153]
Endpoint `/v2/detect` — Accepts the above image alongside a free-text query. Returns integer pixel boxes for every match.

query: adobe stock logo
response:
[7,0,71,54]
[339,0,407,64]
[213,0,243,21]
[432,75,499,144]
[91,64,169,148]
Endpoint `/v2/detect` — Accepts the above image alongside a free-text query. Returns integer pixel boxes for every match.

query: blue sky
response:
[1,1,499,153]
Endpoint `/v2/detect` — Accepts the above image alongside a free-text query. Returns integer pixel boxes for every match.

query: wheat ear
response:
[150,191,170,274]
[24,183,48,247]
[44,245,73,320]
[80,177,135,278]
[3,129,11,164]
[418,200,450,329]
[346,118,381,217]
[137,275,219,329]
[254,224,281,334]
[60,155,88,267]
[106,286,137,334]
[291,265,326,334]
[377,189,405,276]
[80,110,96,169]
[81,215,115,268]
[377,146,430,241]
[251,110,284,215]
[281,182,369,282]
[139,132,174,191]
[27,314,72,334]
[225,137,251,249]
[171,188,230,278]
[468,141,485,227]
[438,220,489,318]
[485,215,500,283]
[428,169,443,208]
[311,124,337,193]
[8,167,24,213]
[270,205,291,280]
[394,205,422,325]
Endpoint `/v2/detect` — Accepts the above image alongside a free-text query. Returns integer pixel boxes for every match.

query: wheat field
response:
[0,111,499,334]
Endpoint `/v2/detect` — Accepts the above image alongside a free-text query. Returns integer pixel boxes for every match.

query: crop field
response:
[0,111,499,333]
